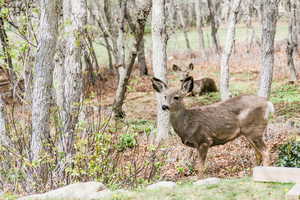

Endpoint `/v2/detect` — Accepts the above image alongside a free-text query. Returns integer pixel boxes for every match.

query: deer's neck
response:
[170,104,188,133]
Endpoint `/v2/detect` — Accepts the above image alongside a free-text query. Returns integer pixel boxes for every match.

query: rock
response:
[194,177,220,185]
[286,184,300,200]
[146,181,176,190]
[18,182,109,200]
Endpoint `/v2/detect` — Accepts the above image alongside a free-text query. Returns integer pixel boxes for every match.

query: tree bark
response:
[58,0,87,159]
[220,0,241,101]
[286,0,298,81]
[207,0,221,54]
[0,96,11,148]
[152,0,170,143]
[138,38,148,76]
[257,0,279,98]
[30,0,58,183]
[195,0,207,59]
[178,3,191,50]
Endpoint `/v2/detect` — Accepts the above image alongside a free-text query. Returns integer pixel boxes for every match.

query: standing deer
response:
[151,76,274,175]
[172,63,218,96]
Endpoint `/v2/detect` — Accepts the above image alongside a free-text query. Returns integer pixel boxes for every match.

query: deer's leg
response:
[246,135,270,166]
[196,143,209,177]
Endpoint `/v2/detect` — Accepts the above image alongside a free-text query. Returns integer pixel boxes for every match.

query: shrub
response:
[117,133,137,151]
[276,140,300,168]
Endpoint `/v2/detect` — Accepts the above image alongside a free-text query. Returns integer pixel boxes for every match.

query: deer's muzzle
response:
[162,105,169,111]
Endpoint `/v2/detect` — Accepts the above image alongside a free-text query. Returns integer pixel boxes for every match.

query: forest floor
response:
[3,22,300,199]
[96,36,300,181]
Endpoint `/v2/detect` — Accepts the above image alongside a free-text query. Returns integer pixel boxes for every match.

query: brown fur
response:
[152,76,274,176]
[193,78,218,95]
[172,63,218,96]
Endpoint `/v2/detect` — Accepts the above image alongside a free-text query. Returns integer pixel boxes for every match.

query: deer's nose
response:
[162,105,169,110]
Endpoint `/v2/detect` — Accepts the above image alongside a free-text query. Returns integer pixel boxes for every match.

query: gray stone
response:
[194,177,221,185]
[253,166,300,184]
[286,184,300,200]
[18,182,108,200]
[146,181,176,190]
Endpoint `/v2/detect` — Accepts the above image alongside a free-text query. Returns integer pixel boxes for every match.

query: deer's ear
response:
[151,77,168,93]
[181,76,193,93]
[188,63,194,71]
[172,64,181,72]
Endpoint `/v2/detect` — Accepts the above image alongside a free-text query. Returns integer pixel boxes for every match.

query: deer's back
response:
[193,78,218,95]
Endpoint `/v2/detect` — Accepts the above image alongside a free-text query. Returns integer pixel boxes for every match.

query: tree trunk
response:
[257,0,279,98]
[220,0,241,101]
[195,0,207,59]
[207,0,221,54]
[152,0,170,143]
[112,0,127,118]
[23,50,34,105]
[58,0,87,159]
[138,38,148,76]
[178,4,191,50]
[166,0,177,33]
[113,0,151,118]
[296,0,300,52]
[30,0,58,184]
[286,0,298,82]
[0,96,11,147]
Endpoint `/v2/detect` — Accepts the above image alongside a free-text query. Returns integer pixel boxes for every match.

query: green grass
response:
[102,177,293,200]
[270,83,300,104]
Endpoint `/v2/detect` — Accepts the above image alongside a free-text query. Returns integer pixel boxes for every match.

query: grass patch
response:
[271,83,300,104]
[102,177,293,200]
[270,83,300,118]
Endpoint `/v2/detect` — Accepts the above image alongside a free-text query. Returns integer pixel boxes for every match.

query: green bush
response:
[276,140,300,168]
[117,133,137,151]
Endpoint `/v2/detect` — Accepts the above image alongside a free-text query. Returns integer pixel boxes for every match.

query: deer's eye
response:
[174,96,180,100]
[164,96,167,100]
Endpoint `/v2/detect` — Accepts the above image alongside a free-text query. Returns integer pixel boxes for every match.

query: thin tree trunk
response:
[257,0,279,98]
[178,4,191,50]
[195,0,207,59]
[0,96,11,147]
[207,0,221,54]
[138,38,148,76]
[23,49,34,105]
[58,0,87,160]
[113,0,127,118]
[286,0,298,81]
[220,0,241,101]
[167,0,177,33]
[296,0,300,53]
[113,0,151,118]
[152,0,170,143]
[30,0,58,184]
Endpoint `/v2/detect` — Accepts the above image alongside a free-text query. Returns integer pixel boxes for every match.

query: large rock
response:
[18,182,111,200]
[194,177,221,185]
[286,184,300,200]
[146,181,176,190]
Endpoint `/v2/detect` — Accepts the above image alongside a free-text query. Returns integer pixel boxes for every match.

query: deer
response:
[172,63,218,96]
[151,76,274,176]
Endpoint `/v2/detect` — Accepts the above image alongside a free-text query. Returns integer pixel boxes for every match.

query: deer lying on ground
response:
[172,63,218,96]
[151,76,274,175]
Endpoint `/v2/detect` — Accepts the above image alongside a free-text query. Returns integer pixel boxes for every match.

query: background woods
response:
[0,0,299,198]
